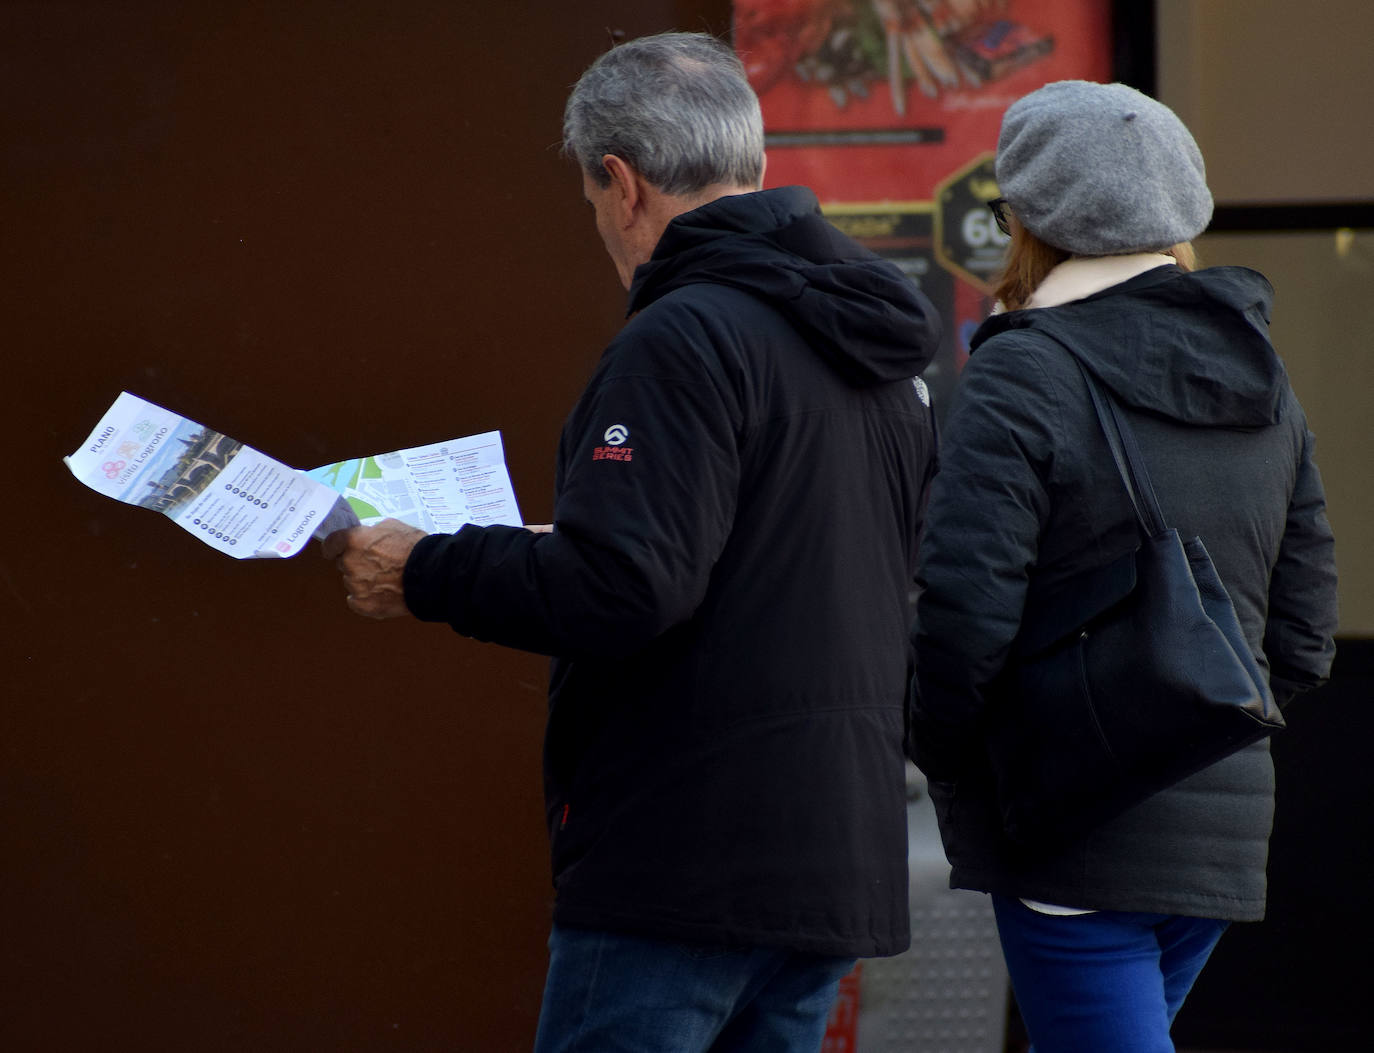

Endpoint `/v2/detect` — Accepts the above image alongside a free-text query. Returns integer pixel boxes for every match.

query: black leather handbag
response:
[987,358,1284,846]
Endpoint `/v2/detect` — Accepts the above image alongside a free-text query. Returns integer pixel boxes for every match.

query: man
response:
[323,32,939,1053]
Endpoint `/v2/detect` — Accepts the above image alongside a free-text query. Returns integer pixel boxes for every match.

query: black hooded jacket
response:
[405,186,940,955]
[910,263,1338,921]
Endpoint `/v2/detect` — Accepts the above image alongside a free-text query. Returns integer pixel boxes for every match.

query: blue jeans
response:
[992,896,1229,1053]
[532,925,857,1053]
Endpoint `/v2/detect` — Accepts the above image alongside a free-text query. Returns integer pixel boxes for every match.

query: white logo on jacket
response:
[593,424,634,463]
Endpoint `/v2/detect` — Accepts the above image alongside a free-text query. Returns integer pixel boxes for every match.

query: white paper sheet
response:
[65,392,522,558]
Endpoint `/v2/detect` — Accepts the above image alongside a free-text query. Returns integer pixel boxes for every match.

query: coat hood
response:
[973,264,1286,427]
[627,186,940,385]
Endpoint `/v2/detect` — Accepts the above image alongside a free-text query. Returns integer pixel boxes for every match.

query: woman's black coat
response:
[911,264,1338,921]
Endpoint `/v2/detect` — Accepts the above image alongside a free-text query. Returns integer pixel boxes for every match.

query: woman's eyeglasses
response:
[988,197,1011,236]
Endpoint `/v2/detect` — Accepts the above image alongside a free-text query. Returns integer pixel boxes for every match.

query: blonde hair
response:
[993,219,1198,312]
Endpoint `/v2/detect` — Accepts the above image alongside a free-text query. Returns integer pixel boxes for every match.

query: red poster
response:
[734,0,1114,404]
[821,961,862,1051]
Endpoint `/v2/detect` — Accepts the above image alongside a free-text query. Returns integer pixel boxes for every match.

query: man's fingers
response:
[344,586,407,620]
[321,523,418,620]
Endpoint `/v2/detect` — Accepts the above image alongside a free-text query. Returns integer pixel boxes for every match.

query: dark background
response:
[4,2,728,1049]
[1175,644,1373,1052]
[4,2,1366,1050]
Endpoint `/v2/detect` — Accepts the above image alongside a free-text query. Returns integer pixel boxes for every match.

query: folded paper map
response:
[65,392,522,558]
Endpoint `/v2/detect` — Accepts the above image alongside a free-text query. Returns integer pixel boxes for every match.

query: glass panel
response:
[1196,229,1372,634]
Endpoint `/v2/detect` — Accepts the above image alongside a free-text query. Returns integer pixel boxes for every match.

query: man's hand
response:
[320,518,427,620]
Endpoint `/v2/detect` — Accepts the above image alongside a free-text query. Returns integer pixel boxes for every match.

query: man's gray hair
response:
[563,32,764,195]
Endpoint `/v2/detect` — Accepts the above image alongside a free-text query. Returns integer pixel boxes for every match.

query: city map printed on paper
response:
[66,392,522,559]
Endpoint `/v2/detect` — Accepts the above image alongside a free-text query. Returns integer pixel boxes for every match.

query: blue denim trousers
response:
[532,925,857,1053]
[991,895,1229,1053]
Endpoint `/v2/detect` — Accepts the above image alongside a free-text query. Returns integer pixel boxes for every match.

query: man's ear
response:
[601,154,642,226]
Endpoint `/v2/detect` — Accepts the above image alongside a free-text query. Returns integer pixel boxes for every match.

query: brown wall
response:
[4,2,725,1049]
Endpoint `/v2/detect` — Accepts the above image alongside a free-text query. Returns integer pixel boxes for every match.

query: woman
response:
[908,80,1338,1052]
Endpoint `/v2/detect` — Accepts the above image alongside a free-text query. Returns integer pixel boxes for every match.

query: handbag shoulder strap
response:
[1066,353,1170,539]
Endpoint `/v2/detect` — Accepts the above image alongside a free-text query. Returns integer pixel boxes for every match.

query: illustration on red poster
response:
[734,0,1113,399]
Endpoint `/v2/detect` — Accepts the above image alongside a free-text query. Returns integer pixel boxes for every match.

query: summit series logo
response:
[593,423,633,463]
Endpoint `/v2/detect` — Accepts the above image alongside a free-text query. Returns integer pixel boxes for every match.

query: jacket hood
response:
[627,186,940,385]
[972,264,1286,427]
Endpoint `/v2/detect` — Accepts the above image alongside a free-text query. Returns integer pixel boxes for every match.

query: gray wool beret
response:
[995,80,1213,256]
